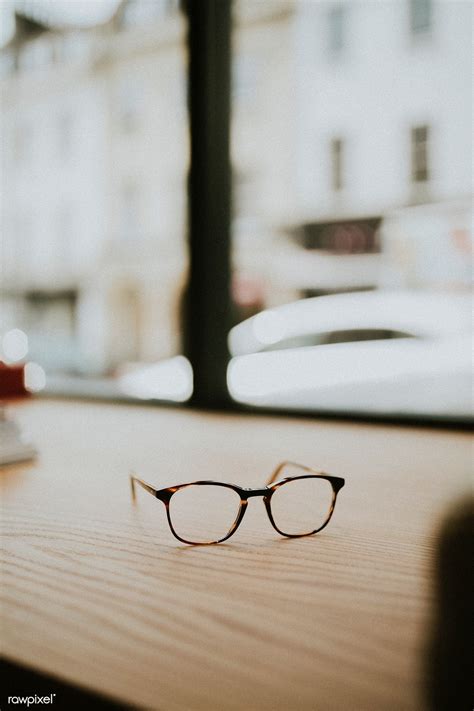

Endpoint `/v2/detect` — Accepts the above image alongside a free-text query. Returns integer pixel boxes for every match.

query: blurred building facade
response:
[1,0,472,375]
[1,0,187,373]
[285,0,472,298]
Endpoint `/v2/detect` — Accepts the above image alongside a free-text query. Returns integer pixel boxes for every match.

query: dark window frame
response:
[411,124,430,183]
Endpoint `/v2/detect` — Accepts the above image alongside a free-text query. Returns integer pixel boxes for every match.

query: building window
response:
[411,125,429,182]
[298,219,381,254]
[327,4,345,56]
[410,0,432,35]
[330,137,344,191]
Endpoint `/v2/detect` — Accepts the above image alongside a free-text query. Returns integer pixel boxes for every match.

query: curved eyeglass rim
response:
[166,482,245,545]
[265,475,339,538]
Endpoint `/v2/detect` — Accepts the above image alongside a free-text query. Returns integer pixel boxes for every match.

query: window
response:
[327,5,345,56]
[410,0,432,35]
[298,219,381,254]
[1,1,471,424]
[411,125,429,182]
[330,137,344,191]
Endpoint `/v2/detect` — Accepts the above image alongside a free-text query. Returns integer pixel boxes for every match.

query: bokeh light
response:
[24,362,47,392]
[2,329,29,362]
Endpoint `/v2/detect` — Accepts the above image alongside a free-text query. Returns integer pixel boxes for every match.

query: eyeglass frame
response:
[130,461,345,545]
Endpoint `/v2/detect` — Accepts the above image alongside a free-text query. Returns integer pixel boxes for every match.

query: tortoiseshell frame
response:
[130,461,345,545]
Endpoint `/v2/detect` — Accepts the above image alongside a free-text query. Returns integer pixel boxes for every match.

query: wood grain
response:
[1,399,471,710]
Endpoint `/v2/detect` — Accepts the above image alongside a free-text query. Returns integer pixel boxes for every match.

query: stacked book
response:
[0,407,37,466]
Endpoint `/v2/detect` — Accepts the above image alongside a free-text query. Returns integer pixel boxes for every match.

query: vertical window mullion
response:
[185,0,232,408]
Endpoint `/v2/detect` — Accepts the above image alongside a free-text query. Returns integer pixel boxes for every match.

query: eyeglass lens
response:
[270,475,334,535]
[169,484,242,543]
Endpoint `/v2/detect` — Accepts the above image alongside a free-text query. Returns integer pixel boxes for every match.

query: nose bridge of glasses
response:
[241,487,270,500]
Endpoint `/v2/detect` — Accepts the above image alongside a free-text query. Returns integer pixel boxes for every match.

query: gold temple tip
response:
[129,472,137,502]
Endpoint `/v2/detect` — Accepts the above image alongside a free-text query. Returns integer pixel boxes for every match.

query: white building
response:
[1,1,188,374]
[274,0,473,296]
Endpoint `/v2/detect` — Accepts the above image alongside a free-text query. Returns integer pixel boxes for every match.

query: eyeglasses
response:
[130,461,345,545]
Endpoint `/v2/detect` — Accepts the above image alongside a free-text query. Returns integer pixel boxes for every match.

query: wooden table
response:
[1,399,471,710]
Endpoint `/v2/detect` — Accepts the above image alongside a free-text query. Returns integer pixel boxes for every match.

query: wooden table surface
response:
[1,399,471,710]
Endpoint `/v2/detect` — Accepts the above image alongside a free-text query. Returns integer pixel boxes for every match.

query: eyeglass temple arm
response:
[265,461,327,486]
[266,461,289,486]
[129,473,158,502]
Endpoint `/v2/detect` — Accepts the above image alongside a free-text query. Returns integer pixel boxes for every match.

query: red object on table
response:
[0,362,29,398]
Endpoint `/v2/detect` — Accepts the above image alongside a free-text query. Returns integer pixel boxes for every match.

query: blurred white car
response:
[116,290,471,417]
[227,291,472,417]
